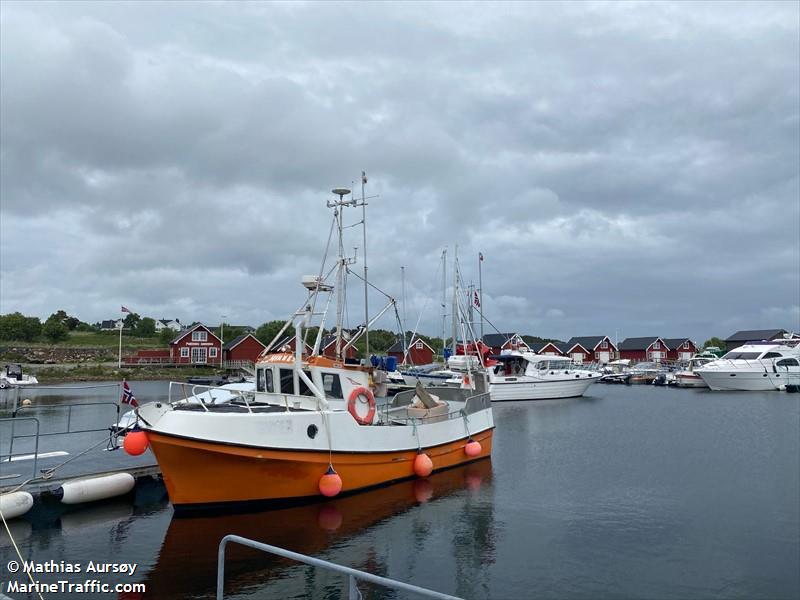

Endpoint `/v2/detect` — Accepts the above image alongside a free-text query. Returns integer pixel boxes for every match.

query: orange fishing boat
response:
[133,185,494,508]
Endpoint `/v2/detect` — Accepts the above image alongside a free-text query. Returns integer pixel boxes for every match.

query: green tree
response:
[703,337,725,350]
[135,317,156,337]
[256,320,289,348]
[123,313,141,329]
[0,312,42,341]
[43,317,69,342]
[160,327,176,345]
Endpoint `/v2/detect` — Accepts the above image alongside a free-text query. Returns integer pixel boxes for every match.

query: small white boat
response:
[695,340,800,391]
[599,359,632,384]
[0,364,38,389]
[673,352,717,388]
[487,352,600,401]
[400,364,463,387]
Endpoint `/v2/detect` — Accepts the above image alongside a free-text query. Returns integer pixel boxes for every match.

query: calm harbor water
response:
[1,381,798,599]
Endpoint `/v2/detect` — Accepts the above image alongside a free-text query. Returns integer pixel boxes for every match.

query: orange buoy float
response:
[319,466,343,497]
[123,429,149,456]
[464,438,482,457]
[347,386,376,425]
[413,452,433,477]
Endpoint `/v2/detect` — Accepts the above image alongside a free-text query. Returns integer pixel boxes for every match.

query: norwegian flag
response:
[474,291,481,308]
[121,380,138,407]
[121,306,131,313]
[479,252,484,262]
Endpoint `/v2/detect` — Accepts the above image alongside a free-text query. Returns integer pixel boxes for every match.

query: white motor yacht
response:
[695,340,800,391]
[487,352,600,401]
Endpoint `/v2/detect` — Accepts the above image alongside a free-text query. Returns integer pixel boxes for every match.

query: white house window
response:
[180,347,189,358]
[415,341,423,350]
[601,340,608,349]
[653,341,660,349]
[595,352,600,359]
[209,347,218,358]
[192,330,208,342]
[683,341,689,349]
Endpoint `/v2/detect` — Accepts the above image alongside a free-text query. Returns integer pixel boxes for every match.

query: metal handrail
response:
[0,417,41,482]
[216,535,462,600]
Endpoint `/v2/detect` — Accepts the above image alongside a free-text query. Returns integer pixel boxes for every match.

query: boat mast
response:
[401,265,407,357]
[451,245,458,355]
[441,248,447,360]
[330,187,352,362]
[361,171,369,359]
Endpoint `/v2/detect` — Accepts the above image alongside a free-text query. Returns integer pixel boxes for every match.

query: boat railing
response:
[0,417,41,483]
[216,535,462,600]
[381,388,491,425]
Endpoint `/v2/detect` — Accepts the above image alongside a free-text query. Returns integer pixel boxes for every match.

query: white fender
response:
[0,491,34,520]
[57,473,135,505]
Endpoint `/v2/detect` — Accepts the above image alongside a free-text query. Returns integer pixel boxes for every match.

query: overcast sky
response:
[1,1,798,344]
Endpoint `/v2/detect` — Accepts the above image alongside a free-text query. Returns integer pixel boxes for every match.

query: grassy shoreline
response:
[27,365,226,385]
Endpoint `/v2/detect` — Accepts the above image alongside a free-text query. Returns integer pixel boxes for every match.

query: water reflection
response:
[145,459,493,599]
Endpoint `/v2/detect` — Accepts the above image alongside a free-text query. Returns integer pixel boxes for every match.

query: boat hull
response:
[488,376,597,401]
[147,428,493,507]
[697,370,800,391]
[674,373,708,388]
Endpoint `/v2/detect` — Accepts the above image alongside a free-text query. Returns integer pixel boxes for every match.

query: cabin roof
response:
[223,333,266,351]
[662,338,694,349]
[566,336,616,351]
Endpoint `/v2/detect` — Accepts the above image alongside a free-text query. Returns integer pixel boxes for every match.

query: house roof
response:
[170,323,222,345]
[566,336,616,351]
[223,333,266,351]
[530,341,564,354]
[662,338,694,349]
[482,333,520,347]
[619,337,663,351]
[724,329,787,342]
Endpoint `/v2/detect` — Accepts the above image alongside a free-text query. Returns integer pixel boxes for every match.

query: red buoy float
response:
[464,438,482,457]
[123,429,149,456]
[319,466,343,497]
[413,452,433,477]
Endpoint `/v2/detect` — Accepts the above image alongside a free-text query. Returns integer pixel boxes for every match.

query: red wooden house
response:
[618,337,667,363]
[388,336,435,365]
[663,338,698,362]
[223,333,266,365]
[321,334,359,361]
[170,324,223,365]
[565,336,618,364]
[266,335,313,356]
[529,342,565,356]
[481,333,528,355]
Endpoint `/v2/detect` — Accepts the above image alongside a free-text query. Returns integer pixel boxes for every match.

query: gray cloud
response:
[1,1,798,342]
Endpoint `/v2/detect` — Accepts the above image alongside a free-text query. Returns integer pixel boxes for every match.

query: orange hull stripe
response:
[147,429,493,505]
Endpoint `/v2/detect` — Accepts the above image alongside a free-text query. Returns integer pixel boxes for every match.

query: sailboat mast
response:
[451,245,458,355]
[441,248,447,360]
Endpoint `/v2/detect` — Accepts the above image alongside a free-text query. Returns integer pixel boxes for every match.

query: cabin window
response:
[683,341,690,349]
[279,369,294,394]
[763,352,782,359]
[322,373,343,399]
[722,352,761,360]
[776,358,799,367]
[180,347,189,358]
[652,342,660,350]
[601,341,608,349]
[595,352,600,359]
[192,330,208,342]
[209,348,218,358]
[298,370,315,396]
[415,341,423,350]
[257,368,266,392]
[265,369,274,392]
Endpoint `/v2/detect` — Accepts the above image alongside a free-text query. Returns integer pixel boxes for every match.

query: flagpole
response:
[118,318,123,368]
[478,252,484,341]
